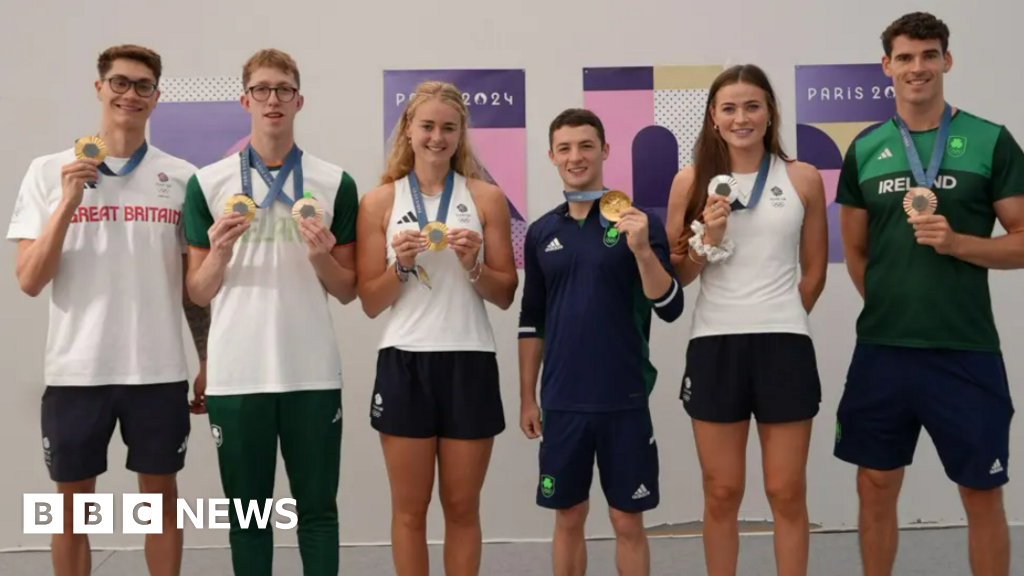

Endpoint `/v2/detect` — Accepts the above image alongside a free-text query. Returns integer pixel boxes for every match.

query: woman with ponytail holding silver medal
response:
[665,64,828,576]
[356,80,518,576]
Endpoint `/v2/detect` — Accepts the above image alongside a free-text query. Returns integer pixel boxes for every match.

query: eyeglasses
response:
[247,85,298,102]
[104,75,158,97]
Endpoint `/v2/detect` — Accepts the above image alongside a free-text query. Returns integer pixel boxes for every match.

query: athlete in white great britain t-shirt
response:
[7,44,210,576]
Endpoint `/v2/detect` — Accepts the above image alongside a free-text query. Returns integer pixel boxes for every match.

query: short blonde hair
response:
[381,80,484,185]
[242,48,300,89]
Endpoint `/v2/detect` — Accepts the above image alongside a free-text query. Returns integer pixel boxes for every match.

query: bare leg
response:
[437,437,495,576]
[609,507,649,576]
[693,419,750,576]
[856,467,904,576]
[758,420,813,576]
[137,473,183,576]
[960,485,1009,576]
[553,501,588,576]
[52,478,96,576]
[380,434,437,576]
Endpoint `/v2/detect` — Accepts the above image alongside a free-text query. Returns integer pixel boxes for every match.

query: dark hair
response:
[97,44,162,84]
[548,108,606,148]
[881,12,950,56]
[683,64,788,230]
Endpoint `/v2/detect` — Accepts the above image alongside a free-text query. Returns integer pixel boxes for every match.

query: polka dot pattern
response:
[511,217,527,269]
[654,89,710,168]
[159,77,242,103]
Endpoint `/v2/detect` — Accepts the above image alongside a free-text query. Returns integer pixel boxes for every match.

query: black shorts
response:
[40,381,191,483]
[834,343,1013,490]
[682,333,821,424]
[536,408,659,513]
[370,347,505,439]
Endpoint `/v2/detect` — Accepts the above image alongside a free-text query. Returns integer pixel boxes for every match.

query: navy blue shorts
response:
[41,382,192,483]
[536,409,659,513]
[833,343,1014,490]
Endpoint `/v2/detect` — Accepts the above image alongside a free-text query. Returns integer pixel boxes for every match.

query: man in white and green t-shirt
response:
[182,49,358,576]
[8,44,210,576]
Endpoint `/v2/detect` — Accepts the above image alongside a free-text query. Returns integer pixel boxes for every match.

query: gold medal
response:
[75,136,107,163]
[423,221,449,251]
[599,190,631,222]
[291,191,323,224]
[224,195,256,222]
[708,175,740,203]
[903,187,937,217]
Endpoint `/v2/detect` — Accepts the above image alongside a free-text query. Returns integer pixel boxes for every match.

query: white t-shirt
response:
[6,145,197,386]
[183,151,358,396]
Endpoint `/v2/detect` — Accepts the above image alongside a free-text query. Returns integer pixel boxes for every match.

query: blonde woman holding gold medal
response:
[665,64,829,576]
[355,81,518,576]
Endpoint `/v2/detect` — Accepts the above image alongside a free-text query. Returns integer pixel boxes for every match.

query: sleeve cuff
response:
[518,326,542,339]
[651,278,679,307]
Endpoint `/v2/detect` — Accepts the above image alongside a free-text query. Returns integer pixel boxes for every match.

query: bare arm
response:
[459,182,518,310]
[356,184,417,319]
[665,168,706,286]
[939,196,1024,269]
[840,206,869,299]
[15,159,98,297]
[790,162,829,312]
[185,212,249,307]
[181,254,210,361]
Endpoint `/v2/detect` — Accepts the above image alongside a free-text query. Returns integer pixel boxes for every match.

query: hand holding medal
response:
[447,227,483,271]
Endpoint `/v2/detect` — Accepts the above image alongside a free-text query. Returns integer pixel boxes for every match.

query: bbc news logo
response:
[23,494,297,534]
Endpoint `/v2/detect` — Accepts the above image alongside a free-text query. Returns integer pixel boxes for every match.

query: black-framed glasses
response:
[104,75,158,97]
[247,85,298,102]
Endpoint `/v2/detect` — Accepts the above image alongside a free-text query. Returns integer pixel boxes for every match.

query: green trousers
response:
[206,389,342,576]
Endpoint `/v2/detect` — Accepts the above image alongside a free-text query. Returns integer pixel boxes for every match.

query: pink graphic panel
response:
[820,168,840,206]
[469,128,526,218]
[582,90,654,197]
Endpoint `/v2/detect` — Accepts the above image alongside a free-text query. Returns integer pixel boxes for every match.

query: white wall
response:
[1,0,1022,551]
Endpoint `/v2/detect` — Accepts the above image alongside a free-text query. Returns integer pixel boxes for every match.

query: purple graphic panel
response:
[795,64,896,124]
[383,69,525,140]
[795,64,897,263]
[150,102,251,169]
[583,67,653,91]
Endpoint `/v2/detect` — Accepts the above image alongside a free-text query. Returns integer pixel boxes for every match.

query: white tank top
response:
[378,172,497,352]
[690,154,810,339]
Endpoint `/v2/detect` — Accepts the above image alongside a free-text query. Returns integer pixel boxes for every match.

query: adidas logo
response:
[877,148,894,160]
[991,459,1004,475]
[177,435,189,454]
[632,484,650,500]
[396,210,416,225]
[545,238,564,252]
[331,408,341,424]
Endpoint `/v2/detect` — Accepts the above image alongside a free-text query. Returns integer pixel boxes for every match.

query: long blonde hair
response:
[380,80,485,185]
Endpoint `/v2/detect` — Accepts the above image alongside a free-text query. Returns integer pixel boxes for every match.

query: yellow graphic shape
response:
[654,66,724,90]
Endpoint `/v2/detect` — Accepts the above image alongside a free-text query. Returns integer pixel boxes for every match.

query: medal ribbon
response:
[97,141,148,177]
[563,188,612,226]
[240,143,304,208]
[408,170,455,229]
[731,151,771,211]
[894,102,951,189]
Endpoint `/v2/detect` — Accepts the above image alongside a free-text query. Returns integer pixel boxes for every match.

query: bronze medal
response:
[903,187,937,217]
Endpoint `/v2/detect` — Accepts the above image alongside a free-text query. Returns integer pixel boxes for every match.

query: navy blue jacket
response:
[518,200,683,412]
